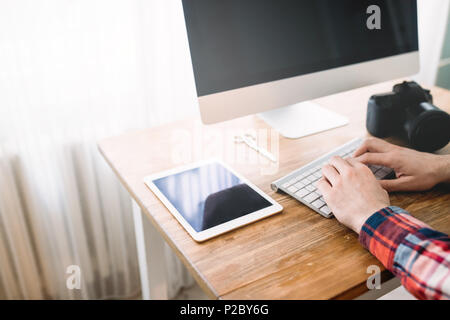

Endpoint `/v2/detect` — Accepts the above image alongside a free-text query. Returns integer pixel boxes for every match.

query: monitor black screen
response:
[182,0,418,97]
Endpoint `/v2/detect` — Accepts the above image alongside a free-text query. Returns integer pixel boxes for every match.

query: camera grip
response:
[366,93,397,138]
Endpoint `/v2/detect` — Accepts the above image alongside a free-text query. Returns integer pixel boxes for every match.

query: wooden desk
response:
[98,81,450,300]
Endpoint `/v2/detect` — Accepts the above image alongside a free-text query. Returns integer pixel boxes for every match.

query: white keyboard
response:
[271,138,394,218]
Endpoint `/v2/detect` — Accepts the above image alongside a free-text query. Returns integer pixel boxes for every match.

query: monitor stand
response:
[258,101,349,139]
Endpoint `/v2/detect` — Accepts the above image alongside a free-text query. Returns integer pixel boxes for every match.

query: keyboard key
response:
[303,192,320,203]
[290,177,300,184]
[288,186,298,193]
[294,182,304,189]
[306,185,316,192]
[307,175,318,182]
[282,182,291,188]
[301,178,310,185]
[311,199,325,209]
[313,171,322,179]
[295,188,310,198]
[320,206,332,215]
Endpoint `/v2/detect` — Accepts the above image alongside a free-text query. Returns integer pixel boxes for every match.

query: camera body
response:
[367,81,450,152]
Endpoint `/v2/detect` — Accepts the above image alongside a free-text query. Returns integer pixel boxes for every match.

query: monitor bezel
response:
[196,51,419,124]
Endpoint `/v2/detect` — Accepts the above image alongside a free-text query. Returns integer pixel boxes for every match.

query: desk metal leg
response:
[132,199,168,300]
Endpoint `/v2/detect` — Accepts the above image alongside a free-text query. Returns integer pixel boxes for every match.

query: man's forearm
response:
[359,206,450,300]
[436,155,450,184]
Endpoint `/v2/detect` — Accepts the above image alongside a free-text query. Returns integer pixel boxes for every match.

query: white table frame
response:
[132,199,168,300]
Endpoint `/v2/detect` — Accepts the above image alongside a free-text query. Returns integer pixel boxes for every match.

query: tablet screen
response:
[152,162,272,232]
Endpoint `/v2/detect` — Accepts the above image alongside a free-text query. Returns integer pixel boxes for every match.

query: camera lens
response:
[408,103,450,152]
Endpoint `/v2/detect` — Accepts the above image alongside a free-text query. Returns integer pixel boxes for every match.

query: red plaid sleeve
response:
[359,206,450,300]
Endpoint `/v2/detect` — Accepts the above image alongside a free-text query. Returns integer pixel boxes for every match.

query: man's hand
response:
[353,138,450,192]
[317,156,390,234]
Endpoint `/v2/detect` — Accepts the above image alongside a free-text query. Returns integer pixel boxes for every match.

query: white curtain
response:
[414,0,450,85]
[0,0,198,299]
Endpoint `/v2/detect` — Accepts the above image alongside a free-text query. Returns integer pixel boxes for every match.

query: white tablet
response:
[144,160,283,242]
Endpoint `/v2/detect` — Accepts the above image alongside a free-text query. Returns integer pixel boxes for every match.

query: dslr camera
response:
[367,81,450,152]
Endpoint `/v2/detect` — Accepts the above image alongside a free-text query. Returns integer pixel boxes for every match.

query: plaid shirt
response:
[359,206,450,300]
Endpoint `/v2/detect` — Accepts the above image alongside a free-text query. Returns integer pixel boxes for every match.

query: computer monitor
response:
[181,0,419,138]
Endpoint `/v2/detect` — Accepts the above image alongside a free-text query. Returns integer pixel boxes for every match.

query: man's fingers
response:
[328,156,352,174]
[353,138,391,157]
[355,152,393,167]
[317,178,332,197]
[322,164,340,186]
[379,177,413,192]
[346,157,365,168]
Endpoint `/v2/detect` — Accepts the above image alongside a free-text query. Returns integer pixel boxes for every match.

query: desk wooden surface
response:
[98,80,450,299]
